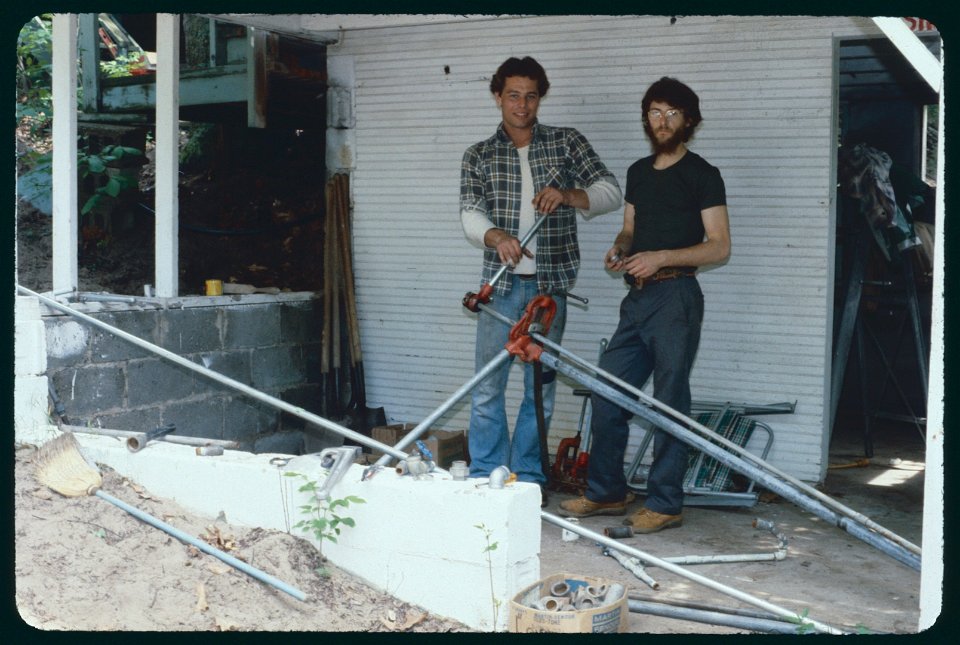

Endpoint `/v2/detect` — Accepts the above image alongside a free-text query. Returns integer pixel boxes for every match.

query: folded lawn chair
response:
[624,402,776,507]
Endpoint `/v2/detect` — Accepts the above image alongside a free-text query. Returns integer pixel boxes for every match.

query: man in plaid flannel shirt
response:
[460,56,621,505]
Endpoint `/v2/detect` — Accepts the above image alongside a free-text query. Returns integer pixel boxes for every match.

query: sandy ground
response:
[12,442,467,633]
[13,425,927,635]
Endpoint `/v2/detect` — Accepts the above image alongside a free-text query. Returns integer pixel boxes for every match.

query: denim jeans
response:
[585,277,703,514]
[468,275,567,485]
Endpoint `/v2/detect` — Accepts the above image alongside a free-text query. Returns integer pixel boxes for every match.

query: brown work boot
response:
[558,496,626,517]
[625,507,683,534]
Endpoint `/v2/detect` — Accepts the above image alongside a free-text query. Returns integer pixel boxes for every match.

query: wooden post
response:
[51,13,78,294]
[154,13,180,297]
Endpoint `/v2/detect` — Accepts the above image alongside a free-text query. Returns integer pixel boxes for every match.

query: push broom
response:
[35,432,307,601]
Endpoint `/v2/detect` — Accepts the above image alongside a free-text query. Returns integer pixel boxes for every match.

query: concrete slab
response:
[539,425,925,634]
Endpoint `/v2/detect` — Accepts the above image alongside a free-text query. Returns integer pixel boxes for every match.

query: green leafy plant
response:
[18,144,144,217]
[100,52,149,78]
[787,607,815,634]
[16,15,53,138]
[78,144,144,215]
[475,523,502,628]
[284,471,365,558]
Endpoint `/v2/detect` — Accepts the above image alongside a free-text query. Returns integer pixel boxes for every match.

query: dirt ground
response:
[12,441,467,633]
[13,423,927,634]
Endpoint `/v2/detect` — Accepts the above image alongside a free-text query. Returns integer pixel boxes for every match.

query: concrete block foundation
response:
[32,293,332,452]
[39,432,540,631]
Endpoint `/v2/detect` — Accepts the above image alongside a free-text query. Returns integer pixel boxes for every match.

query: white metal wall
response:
[331,15,882,482]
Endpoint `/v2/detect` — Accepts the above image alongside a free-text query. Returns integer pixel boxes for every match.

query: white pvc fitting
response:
[488,465,511,489]
[602,583,625,607]
[449,460,469,481]
[561,517,581,541]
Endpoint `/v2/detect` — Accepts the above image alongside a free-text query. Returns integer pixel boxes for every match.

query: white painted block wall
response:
[14,296,52,436]
[40,433,539,631]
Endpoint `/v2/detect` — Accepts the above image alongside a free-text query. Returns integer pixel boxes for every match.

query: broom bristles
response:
[35,432,103,497]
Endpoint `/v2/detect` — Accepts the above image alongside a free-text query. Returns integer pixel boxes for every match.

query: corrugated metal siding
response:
[333,15,882,482]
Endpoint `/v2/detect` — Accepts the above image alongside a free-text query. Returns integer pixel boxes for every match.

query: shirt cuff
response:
[582,179,623,218]
[461,209,495,249]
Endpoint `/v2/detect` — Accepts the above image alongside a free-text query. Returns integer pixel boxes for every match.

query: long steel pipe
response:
[627,599,831,635]
[535,330,921,557]
[372,349,513,468]
[17,285,409,461]
[538,351,921,571]
[94,488,306,601]
[541,512,844,634]
[482,299,919,560]
[63,424,239,448]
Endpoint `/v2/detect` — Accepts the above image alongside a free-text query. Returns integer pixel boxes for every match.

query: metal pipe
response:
[627,599,827,635]
[540,352,921,572]
[372,348,513,468]
[486,214,551,290]
[627,592,798,622]
[542,512,843,634]
[534,331,920,557]
[75,292,140,304]
[18,285,409,462]
[314,446,362,501]
[605,546,660,590]
[93,489,306,601]
[63,424,239,448]
[126,423,177,452]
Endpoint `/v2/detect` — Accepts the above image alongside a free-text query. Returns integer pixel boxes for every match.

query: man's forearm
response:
[560,188,589,210]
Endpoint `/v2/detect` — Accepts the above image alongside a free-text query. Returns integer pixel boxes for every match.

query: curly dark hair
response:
[641,77,702,141]
[489,56,550,97]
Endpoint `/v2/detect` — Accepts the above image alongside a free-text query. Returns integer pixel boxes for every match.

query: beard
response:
[645,122,686,154]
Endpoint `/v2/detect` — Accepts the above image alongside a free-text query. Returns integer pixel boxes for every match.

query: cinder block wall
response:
[41,294,331,453]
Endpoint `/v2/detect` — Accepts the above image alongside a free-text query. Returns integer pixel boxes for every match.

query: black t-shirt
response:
[624,151,726,254]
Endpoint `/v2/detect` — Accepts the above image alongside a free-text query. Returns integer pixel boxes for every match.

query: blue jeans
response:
[585,278,703,514]
[468,275,567,485]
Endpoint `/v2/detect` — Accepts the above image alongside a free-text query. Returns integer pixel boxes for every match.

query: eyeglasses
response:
[647,109,683,123]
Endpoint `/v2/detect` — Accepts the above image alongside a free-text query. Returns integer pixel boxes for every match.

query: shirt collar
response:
[495,120,542,146]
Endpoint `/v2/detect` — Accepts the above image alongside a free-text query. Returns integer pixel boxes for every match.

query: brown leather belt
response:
[632,267,696,289]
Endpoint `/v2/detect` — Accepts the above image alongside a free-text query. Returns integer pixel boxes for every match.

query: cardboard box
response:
[370,424,467,469]
[509,572,628,633]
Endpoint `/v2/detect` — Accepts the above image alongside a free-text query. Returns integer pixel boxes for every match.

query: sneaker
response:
[625,507,683,534]
[558,496,627,517]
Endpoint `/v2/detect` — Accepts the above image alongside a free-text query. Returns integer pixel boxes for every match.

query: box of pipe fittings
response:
[509,572,628,633]
[370,424,467,469]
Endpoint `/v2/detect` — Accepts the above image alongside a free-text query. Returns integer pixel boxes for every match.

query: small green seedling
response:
[284,471,365,559]
[475,523,502,628]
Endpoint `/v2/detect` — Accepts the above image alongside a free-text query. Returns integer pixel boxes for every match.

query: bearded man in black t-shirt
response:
[560,77,731,533]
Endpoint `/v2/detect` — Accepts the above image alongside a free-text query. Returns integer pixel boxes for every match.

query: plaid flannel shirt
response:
[460,121,617,296]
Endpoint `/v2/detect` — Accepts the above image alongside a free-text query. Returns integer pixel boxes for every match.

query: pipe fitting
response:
[550,581,571,598]
[604,525,635,539]
[314,446,362,501]
[538,596,566,612]
[396,454,436,477]
[449,460,469,481]
[587,584,608,598]
[574,596,599,610]
[488,465,511,489]
[602,583,625,607]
